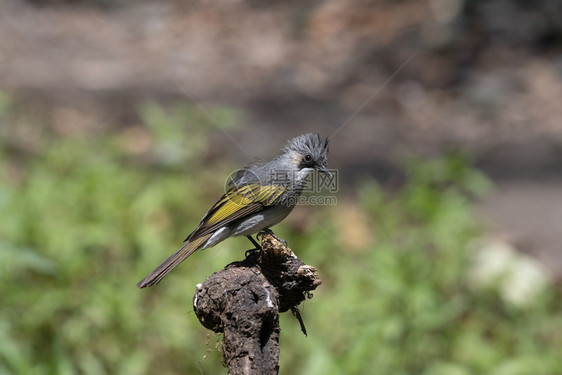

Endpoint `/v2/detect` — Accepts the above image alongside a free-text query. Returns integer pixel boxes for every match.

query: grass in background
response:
[0,96,560,374]
[280,156,561,375]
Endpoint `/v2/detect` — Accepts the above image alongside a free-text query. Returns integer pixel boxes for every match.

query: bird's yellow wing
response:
[137,184,287,288]
[186,183,288,241]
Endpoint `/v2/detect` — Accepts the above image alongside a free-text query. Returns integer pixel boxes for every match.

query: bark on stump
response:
[193,234,322,375]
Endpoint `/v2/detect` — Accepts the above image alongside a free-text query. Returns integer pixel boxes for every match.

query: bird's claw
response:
[257,228,287,247]
[245,248,261,258]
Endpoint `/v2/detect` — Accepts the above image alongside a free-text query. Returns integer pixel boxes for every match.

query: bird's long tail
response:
[137,234,211,289]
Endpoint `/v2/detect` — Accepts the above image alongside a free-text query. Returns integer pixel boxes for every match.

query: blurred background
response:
[1,0,561,374]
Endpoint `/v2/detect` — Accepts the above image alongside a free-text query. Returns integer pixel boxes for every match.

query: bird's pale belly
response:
[201,203,295,250]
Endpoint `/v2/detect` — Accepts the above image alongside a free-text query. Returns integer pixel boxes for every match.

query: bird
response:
[137,133,330,288]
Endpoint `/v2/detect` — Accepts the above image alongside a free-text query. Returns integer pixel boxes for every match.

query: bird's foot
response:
[244,247,262,258]
[257,228,287,247]
[245,235,262,258]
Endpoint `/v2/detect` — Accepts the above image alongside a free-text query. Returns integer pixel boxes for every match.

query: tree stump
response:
[193,234,322,375]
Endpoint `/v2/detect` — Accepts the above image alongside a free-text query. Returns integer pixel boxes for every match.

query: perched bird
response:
[137,133,330,288]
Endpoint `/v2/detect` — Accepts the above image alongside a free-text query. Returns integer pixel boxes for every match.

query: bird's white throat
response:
[295,167,314,184]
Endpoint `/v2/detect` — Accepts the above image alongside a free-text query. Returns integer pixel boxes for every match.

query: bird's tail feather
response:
[137,234,211,289]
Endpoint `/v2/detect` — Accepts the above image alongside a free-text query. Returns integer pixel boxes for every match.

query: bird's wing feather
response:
[186,183,288,240]
[138,184,288,288]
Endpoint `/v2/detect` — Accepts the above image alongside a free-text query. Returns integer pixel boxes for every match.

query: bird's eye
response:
[304,154,312,162]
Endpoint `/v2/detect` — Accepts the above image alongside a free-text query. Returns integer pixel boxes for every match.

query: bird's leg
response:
[257,228,287,247]
[245,235,262,257]
[246,235,261,249]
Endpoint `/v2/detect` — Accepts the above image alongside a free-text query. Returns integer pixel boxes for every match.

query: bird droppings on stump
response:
[193,233,322,375]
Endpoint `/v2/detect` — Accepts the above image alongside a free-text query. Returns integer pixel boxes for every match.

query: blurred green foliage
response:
[0,96,561,375]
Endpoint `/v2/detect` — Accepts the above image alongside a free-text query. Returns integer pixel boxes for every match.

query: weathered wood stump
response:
[193,234,322,375]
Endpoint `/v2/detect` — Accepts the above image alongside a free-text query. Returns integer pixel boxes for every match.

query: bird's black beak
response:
[317,166,332,176]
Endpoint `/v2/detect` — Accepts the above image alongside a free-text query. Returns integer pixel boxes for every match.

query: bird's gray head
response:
[283,133,330,175]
